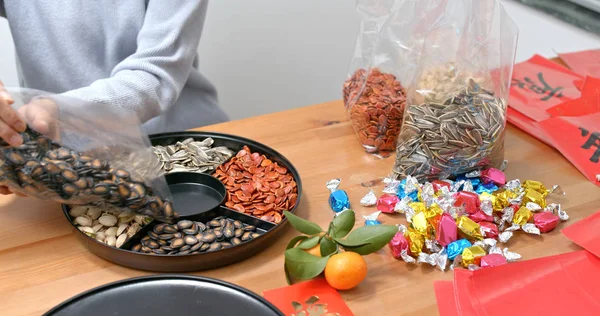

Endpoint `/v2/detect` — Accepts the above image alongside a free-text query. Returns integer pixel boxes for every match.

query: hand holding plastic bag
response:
[0,87,178,223]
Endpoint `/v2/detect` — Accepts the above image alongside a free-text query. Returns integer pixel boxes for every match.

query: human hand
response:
[0,80,27,146]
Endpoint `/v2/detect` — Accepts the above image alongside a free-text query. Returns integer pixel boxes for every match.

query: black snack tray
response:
[61,131,302,272]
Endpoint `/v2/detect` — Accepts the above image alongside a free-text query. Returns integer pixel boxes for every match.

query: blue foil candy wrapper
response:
[396,178,407,199]
[408,190,419,201]
[363,211,382,226]
[470,178,481,188]
[365,219,381,226]
[326,178,350,213]
[446,238,472,260]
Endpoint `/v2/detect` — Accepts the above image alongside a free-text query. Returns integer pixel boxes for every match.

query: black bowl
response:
[62,131,302,272]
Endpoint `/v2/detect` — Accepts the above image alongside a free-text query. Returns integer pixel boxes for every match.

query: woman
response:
[0,0,228,195]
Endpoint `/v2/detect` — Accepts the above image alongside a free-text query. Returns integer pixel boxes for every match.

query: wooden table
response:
[1,100,599,316]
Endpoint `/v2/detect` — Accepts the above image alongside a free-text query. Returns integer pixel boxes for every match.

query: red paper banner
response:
[559,49,600,78]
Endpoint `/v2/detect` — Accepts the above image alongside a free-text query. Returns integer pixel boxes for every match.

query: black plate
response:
[165,172,226,217]
[44,275,284,316]
[62,131,302,272]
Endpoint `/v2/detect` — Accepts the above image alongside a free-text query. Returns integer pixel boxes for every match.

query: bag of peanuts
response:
[343,0,435,156]
[391,0,518,181]
[0,88,177,222]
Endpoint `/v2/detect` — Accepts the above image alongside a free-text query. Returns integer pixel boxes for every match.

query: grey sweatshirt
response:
[0,0,229,134]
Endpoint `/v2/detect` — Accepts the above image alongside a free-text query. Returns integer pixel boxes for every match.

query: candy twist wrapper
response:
[386,167,569,271]
[363,211,382,226]
[326,179,350,214]
[360,189,377,206]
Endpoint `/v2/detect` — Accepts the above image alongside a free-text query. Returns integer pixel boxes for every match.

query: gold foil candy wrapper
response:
[522,223,541,235]
[522,180,548,197]
[424,203,443,221]
[498,231,513,243]
[503,248,521,262]
[461,245,486,267]
[513,206,533,226]
[417,249,448,271]
[411,212,429,236]
[408,202,426,214]
[406,228,425,256]
[360,189,377,206]
[480,192,503,212]
[525,202,542,212]
[494,189,517,209]
[522,188,547,208]
[456,216,483,241]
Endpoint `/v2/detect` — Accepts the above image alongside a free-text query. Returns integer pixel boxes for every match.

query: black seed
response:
[163,201,174,218]
[30,166,44,177]
[146,240,159,249]
[214,228,224,240]
[244,225,256,232]
[250,232,261,238]
[148,231,159,240]
[114,169,130,179]
[17,171,32,183]
[161,246,174,252]
[234,228,244,238]
[173,232,183,239]
[141,236,151,243]
[190,242,203,252]
[132,183,146,196]
[56,148,71,160]
[92,184,110,195]
[183,226,199,235]
[153,223,167,234]
[201,231,216,243]
[117,183,131,199]
[89,159,103,170]
[180,245,191,252]
[184,235,198,245]
[47,150,59,160]
[61,169,79,182]
[231,237,242,245]
[141,246,152,253]
[241,232,252,241]
[158,233,174,240]
[168,251,178,255]
[170,238,185,248]
[190,251,199,254]
[223,227,234,239]
[131,244,142,252]
[153,248,166,254]
[196,222,206,232]
[73,178,88,189]
[208,220,221,228]
[178,250,191,255]
[158,239,168,246]
[233,220,243,229]
[79,155,93,163]
[177,220,193,230]
[220,242,233,249]
[219,219,228,227]
[163,225,178,234]
[62,183,79,197]
[44,162,61,175]
[208,242,222,251]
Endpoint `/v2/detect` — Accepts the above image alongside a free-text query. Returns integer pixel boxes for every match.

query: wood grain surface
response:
[0,99,598,316]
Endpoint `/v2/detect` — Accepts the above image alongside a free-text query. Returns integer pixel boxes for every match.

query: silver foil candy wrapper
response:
[394,196,413,214]
[489,246,503,256]
[498,231,513,243]
[360,189,377,206]
[525,202,542,212]
[505,179,521,191]
[551,184,565,195]
[451,180,466,192]
[546,203,569,221]
[522,223,541,235]
[465,170,481,178]
[480,200,493,216]
[326,178,341,192]
[417,249,448,271]
[596,174,600,182]
[425,239,443,253]
[505,223,521,232]
[462,181,475,193]
[500,160,508,171]
[404,175,420,195]
[363,210,381,222]
[396,224,408,234]
[508,192,526,205]
[467,264,481,271]
[420,183,436,207]
[473,238,498,251]
[449,255,462,271]
[382,178,401,194]
[400,249,416,264]
[501,207,515,225]
[503,248,522,262]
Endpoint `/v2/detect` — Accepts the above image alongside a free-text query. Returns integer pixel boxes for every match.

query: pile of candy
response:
[357,168,568,271]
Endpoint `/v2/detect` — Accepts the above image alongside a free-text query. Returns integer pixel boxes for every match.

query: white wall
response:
[1,0,599,120]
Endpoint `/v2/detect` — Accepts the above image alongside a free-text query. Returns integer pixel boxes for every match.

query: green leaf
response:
[283,211,323,235]
[320,237,338,257]
[336,225,398,255]
[297,236,320,250]
[285,248,330,280]
[284,235,308,285]
[331,209,355,238]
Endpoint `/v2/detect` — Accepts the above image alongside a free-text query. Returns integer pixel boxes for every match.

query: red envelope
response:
[434,281,460,316]
[506,107,551,145]
[562,210,600,258]
[559,49,600,78]
[453,269,479,316]
[509,55,583,122]
[471,250,600,315]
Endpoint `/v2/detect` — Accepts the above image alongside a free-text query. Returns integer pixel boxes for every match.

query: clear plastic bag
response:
[0,88,177,222]
[343,0,438,156]
[391,0,518,181]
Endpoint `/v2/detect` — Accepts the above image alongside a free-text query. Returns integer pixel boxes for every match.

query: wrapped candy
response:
[480,168,506,186]
[382,178,401,194]
[522,223,541,235]
[411,212,430,236]
[406,228,425,256]
[522,180,548,197]
[522,188,547,208]
[457,216,483,241]
[453,191,480,214]
[363,211,382,226]
[360,189,377,206]
[388,229,415,263]
[417,249,448,271]
[493,188,517,209]
[447,239,472,260]
[436,213,458,246]
[377,194,400,214]
[469,210,494,223]
[461,245,487,267]
[533,211,560,233]
[326,179,350,213]
[431,179,451,193]
[513,206,533,226]
[480,253,507,268]
[480,222,499,238]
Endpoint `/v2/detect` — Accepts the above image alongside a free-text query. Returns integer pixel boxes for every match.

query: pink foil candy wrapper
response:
[377,194,400,214]
[436,213,458,247]
[479,221,499,238]
[481,168,506,186]
[388,229,415,263]
[480,253,507,268]
[454,191,480,214]
[533,211,560,233]
[469,210,494,223]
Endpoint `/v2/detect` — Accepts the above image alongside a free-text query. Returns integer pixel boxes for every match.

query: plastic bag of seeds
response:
[0,88,177,222]
[391,0,518,181]
[343,0,438,156]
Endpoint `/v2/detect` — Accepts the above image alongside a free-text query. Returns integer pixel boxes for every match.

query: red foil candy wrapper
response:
[388,231,409,259]
[377,194,400,214]
[481,168,506,186]
[533,211,560,233]
[454,191,481,214]
[469,210,494,223]
[431,180,451,193]
[479,221,499,238]
[480,253,508,268]
[436,213,458,247]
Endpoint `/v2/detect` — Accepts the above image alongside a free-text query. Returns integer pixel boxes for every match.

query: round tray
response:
[43,275,284,316]
[62,131,302,272]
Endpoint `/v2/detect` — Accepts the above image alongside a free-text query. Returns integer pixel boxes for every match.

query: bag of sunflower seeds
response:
[391,0,518,181]
[0,88,176,222]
